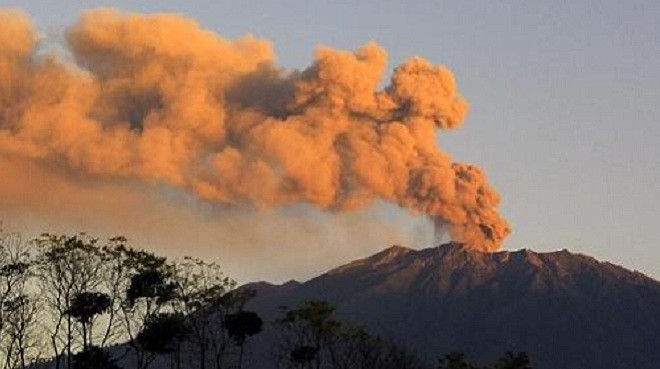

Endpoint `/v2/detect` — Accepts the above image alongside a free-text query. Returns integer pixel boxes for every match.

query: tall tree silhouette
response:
[225,310,263,369]
[171,256,236,369]
[275,300,340,369]
[0,230,40,369]
[137,312,189,368]
[66,292,111,350]
[36,234,106,369]
[122,250,177,369]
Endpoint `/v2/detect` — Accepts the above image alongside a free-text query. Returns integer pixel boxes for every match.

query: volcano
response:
[245,243,660,369]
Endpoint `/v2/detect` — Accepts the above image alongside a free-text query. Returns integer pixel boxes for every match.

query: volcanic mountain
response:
[245,243,660,369]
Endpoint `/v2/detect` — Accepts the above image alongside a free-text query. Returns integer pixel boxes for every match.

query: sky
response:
[0,1,658,282]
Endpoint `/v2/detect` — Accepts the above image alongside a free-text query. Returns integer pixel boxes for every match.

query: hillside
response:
[245,243,660,369]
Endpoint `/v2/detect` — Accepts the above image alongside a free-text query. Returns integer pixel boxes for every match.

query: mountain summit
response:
[247,243,660,369]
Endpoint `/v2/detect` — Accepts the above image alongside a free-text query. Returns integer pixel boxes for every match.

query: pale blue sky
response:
[2,1,658,279]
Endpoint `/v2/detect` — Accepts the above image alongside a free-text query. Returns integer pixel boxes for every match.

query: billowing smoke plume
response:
[0,8,509,251]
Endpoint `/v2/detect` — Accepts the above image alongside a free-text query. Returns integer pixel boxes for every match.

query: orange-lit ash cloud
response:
[0,8,509,251]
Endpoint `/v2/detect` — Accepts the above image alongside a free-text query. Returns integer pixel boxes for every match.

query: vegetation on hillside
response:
[0,229,531,369]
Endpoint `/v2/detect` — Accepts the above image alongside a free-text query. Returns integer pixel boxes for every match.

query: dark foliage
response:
[274,300,427,369]
[438,352,480,369]
[72,346,120,369]
[127,268,176,307]
[493,352,532,369]
[225,310,263,368]
[67,291,111,324]
[136,313,190,354]
[0,261,29,277]
[438,351,533,369]
[225,310,264,344]
[289,345,317,364]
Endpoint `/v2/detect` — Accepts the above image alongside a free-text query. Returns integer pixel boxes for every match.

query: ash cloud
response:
[0,8,509,252]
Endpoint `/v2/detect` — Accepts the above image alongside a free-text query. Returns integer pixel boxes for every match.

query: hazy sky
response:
[1,1,658,281]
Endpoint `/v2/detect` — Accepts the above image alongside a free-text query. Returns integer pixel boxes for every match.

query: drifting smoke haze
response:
[0,8,509,279]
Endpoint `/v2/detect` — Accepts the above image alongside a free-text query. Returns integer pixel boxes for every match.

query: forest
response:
[0,230,530,369]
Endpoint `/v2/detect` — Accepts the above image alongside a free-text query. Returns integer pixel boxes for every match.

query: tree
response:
[3,294,43,369]
[170,257,237,369]
[0,229,248,369]
[437,351,533,369]
[437,352,481,369]
[121,250,177,369]
[71,346,120,369]
[97,237,134,349]
[224,310,263,369]
[0,230,41,369]
[273,300,425,369]
[274,300,341,369]
[492,352,532,369]
[327,325,426,369]
[66,292,111,350]
[289,345,317,367]
[136,312,189,369]
[35,234,106,369]
[127,269,176,308]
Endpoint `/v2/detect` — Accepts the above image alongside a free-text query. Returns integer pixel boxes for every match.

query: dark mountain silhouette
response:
[245,243,660,369]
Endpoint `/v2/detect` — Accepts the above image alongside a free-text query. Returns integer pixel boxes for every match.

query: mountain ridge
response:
[250,243,659,299]
[245,243,660,369]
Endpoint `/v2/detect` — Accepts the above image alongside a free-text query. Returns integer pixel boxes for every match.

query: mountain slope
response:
[246,243,660,369]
